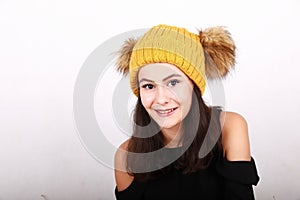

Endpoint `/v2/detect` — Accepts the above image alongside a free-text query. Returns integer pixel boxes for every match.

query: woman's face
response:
[138,63,194,131]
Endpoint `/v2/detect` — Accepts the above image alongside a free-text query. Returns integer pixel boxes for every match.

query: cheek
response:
[177,90,193,117]
[171,85,193,103]
[180,94,193,110]
[140,92,153,109]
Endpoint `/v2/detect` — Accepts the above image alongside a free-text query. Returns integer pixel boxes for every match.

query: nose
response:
[155,85,171,104]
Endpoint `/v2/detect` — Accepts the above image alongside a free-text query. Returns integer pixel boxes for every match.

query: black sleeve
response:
[115,179,146,200]
[216,157,260,200]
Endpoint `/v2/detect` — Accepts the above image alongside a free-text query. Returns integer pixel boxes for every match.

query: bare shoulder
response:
[220,111,251,161]
[114,139,134,192]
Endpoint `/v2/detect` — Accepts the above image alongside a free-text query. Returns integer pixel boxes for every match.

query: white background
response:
[1,0,300,199]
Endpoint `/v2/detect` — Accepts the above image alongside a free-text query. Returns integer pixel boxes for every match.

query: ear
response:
[116,38,138,75]
[199,27,236,79]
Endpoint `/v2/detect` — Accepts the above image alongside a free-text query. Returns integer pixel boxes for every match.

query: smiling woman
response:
[138,63,194,134]
[114,24,259,200]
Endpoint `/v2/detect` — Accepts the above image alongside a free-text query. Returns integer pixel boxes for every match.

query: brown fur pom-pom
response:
[199,27,236,79]
[116,38,137,75]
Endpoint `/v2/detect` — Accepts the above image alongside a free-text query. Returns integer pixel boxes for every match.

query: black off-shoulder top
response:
[115,146,259,200]
[115,109,260,200]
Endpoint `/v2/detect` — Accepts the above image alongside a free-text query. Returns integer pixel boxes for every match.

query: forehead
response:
[138,63,187,80]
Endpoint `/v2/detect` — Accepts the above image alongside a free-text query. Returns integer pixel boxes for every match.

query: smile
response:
[155,107,178,116]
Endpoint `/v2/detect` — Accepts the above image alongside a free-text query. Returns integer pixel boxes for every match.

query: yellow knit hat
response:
[116,24,236,96]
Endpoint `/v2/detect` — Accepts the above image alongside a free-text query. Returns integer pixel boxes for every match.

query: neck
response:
[161,124,183,148]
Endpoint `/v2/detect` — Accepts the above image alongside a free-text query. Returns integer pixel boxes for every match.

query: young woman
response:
[114,24,259,199]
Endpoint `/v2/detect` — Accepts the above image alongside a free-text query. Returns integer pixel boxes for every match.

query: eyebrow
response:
[139,74,182,84]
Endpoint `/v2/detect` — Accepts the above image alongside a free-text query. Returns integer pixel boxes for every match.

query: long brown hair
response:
[126,85,222,181]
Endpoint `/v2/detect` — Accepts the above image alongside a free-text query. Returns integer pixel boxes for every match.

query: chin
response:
[157,121,181,130]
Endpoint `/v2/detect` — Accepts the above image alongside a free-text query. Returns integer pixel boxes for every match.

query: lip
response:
[154,107,178,117]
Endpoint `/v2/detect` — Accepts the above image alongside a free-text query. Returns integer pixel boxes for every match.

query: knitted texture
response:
[129,24,206,96]
[116,24,236,97]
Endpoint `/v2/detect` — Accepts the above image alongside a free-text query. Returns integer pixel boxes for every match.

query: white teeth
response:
[157,108,174,114]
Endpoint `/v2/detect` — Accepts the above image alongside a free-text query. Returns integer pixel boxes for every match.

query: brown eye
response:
[142,84,154,90]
